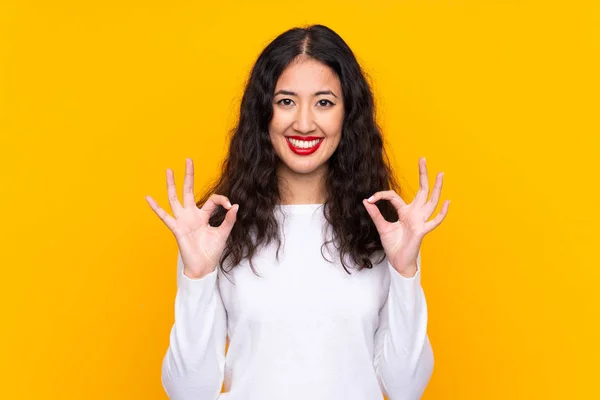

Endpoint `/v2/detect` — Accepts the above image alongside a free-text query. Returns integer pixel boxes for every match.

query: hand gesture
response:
[145,158,239,279]
[362,157,449,277]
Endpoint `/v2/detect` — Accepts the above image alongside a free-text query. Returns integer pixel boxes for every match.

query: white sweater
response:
[161,203,433,400]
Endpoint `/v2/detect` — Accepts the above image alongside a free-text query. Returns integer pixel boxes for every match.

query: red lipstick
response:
[286,136,323,141]
[285,136,324,156]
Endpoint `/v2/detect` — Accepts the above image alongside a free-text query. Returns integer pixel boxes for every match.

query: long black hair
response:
[196,24,402,277]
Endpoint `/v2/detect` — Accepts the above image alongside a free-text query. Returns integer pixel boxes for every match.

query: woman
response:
[146,24,449,400]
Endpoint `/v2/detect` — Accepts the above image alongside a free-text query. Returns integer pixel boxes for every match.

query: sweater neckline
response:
[275,203,325,214]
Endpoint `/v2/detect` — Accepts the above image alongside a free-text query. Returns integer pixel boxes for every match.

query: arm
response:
[373,251,434,400]
[161,251,227,400]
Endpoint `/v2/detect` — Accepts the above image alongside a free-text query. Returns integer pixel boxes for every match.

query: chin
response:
[281,159,325,174]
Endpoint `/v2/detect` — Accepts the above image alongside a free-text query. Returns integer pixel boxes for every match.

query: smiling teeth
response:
[287,138,323,149]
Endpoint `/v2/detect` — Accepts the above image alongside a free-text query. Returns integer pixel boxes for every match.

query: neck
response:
[276,162,327,205]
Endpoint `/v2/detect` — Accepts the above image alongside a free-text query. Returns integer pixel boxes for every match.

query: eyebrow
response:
[274,89,338,98]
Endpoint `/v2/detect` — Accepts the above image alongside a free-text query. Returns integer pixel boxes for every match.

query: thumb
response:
[219,203,239,237]
[362,199,385,233]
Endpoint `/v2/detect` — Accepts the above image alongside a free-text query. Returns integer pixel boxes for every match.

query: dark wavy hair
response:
[195,24,403,278]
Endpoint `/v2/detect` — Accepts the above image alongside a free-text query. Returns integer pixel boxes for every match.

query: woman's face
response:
[269,56,344,176]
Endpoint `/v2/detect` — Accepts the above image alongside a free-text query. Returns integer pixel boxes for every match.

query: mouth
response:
[285,136,325,154]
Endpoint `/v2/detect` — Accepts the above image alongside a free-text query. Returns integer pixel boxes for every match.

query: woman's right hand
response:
[145,158,239,279]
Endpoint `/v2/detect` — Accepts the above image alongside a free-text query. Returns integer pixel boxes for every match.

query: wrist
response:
[183,268,211,280]
[396,264,418,278]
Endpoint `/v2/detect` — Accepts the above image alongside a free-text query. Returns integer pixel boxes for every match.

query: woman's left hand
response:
[362,157,450,277]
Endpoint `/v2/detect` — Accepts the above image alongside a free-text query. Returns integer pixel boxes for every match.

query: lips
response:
[285,136,324,155]
[286,136,324,141]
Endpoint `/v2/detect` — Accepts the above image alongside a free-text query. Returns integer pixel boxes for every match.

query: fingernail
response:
[227,201,232,208]
[367,196,374,202]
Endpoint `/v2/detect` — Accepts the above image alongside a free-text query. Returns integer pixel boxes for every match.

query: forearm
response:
[161,253,227,400]
[374,254,434,399]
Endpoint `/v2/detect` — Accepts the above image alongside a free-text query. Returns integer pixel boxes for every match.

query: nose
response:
[292,103,316,134]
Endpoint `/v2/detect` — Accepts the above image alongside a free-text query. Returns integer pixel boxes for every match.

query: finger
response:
[182,158,197,208]
[218,203,239,237]
[166,168,184,218]
[145,195,177,231]
[362,198,387,232]
[424,200,450,233]
[414,157,429,205]
[367,189,407,210]
[199,193,233,216]
[423,171,444,218]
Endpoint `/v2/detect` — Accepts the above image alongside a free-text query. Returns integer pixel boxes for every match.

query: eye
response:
[277,98,295,106]
[317,99,334,107]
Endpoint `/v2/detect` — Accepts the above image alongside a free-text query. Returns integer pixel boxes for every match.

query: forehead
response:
[275,57,341,93]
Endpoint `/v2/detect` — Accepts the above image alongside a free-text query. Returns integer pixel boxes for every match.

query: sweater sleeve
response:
[161,251,228,400]
[373,251,434,400]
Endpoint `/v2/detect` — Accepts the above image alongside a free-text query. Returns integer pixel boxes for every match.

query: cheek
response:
[268,120,278,134]
[321,110,344,136]
[269,109,289,133]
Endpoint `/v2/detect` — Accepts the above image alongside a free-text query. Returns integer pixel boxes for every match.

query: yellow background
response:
[1,0,598,399]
